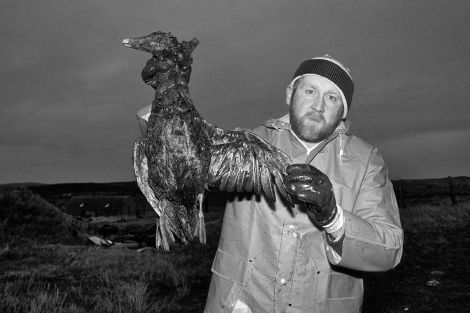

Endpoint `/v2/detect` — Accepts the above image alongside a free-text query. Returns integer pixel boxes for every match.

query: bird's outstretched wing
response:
[207,127,293,205]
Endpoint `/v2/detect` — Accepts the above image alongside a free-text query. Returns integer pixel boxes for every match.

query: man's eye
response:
[328,95,339,102]
[305,89,316,95]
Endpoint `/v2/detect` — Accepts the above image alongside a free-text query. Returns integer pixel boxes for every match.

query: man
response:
[203,56,403,313]
[136,56,403,312]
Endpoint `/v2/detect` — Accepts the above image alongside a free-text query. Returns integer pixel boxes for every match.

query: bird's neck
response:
[152,85,195,114]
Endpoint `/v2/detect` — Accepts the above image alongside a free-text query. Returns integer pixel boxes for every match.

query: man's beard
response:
[289,106,343,143]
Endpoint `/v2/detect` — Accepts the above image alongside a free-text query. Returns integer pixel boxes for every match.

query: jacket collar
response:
[264,114,351,164]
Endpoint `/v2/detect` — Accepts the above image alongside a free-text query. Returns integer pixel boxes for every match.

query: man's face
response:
[287,75,344,143]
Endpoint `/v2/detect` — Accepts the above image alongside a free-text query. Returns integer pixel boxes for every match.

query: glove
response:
[284,164,337,226]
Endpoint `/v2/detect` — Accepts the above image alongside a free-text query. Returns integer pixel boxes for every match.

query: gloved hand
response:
[284,164,338,226]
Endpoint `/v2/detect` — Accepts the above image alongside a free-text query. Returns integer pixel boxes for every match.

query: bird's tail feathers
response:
[155,199,193,251]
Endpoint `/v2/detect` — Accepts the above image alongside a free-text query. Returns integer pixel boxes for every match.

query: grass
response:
[363,201,470,313]
[0,224,221,313]
[1,187,469,312]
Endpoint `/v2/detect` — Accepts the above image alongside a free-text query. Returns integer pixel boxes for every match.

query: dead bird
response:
[123,31,292,250]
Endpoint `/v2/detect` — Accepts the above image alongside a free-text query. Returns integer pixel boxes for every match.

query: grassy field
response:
[1,187,469,312]
[363,198,470,313]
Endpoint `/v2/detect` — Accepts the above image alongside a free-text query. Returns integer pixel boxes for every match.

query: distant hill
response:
[0,186,88,245]
[392,176,470,198]
[2,176,469,212]
[28,181,140,198]
[0,182,45,188]
[23,176,470,197]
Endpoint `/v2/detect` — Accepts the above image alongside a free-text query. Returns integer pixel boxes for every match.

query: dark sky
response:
[1,0,469,184]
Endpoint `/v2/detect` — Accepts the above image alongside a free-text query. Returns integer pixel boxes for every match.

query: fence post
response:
[399,179,406,209]
[448,176,457,205]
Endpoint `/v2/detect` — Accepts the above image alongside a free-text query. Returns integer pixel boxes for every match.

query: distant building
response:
[64,195,137,218]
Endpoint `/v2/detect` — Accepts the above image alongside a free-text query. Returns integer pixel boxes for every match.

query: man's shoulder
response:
[344,133,383,164]
[251,115,290,139]
[347,134,373,150]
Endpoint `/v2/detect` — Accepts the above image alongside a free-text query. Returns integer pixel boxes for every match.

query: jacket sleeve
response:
[325,147,404,272]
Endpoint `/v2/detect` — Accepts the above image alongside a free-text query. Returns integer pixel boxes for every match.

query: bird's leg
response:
[197,193,206,244]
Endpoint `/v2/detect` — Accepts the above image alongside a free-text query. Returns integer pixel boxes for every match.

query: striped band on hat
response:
[290,56,354,118]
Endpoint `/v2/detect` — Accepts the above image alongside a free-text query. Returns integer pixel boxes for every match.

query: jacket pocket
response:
[211,248,253,287]
[314,271,363,300]
[313,272,362,312]
[315,298,361,313]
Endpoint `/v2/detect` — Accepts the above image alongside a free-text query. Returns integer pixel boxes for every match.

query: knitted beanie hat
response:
[290,55,354,119]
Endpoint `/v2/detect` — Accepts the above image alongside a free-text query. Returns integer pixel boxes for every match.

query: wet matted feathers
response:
[124,31,292,250]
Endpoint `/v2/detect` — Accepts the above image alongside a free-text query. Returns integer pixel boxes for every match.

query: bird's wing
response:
[207,128,293,205]
[133,138,162,216]
[134,138,198,250]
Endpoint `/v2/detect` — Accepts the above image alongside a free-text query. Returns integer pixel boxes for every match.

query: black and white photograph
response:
[1,1,469,312]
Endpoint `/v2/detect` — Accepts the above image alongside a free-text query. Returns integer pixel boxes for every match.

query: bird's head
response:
[123,31,199,88]
[123,32,174,55]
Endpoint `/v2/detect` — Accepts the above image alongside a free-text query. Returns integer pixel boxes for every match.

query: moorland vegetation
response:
[0,186,469,312]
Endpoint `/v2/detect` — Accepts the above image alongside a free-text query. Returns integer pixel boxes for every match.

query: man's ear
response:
[286,85,293,106]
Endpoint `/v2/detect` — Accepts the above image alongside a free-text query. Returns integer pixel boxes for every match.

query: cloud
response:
[1,0,469,183]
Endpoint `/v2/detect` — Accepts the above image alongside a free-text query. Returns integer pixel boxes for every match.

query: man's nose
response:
[311,96,325,112]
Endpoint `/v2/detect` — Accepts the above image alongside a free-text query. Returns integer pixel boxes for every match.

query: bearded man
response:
[203,56,403,313]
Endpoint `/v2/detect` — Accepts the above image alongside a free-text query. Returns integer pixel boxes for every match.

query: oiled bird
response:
[123,31,292,250]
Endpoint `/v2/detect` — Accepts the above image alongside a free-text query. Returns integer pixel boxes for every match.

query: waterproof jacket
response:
[204,115,403,313]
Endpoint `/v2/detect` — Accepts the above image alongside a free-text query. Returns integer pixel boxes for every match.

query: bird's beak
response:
[122,38,140,49]
[122,37,147,52]
[122,36,160,55]
[122,38,132,48]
